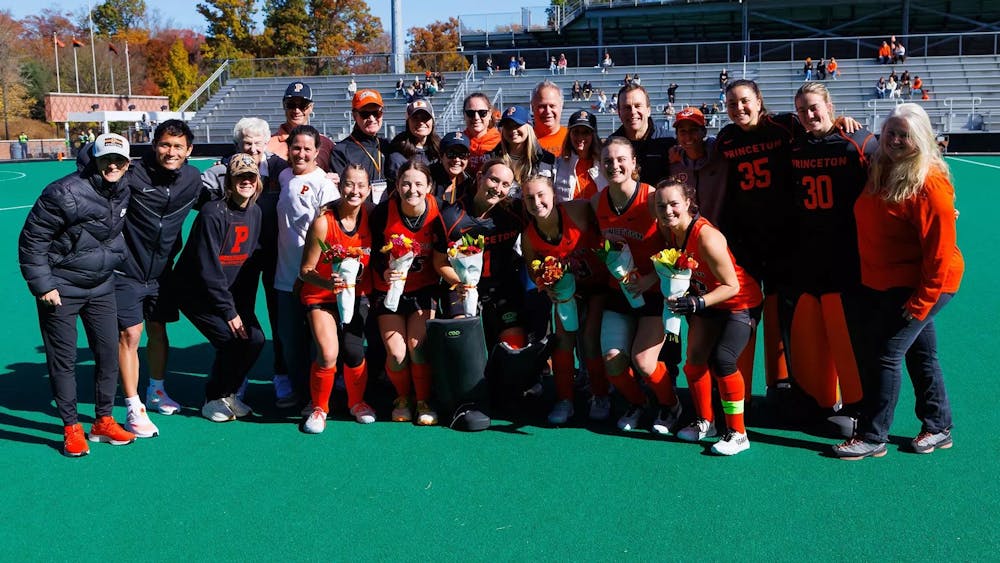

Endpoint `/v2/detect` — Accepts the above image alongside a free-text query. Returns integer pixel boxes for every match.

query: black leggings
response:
[699,308,755,376]
[307,298,368,368]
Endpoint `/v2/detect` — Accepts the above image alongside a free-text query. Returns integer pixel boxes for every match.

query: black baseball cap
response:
[567,110,597,131]
[440,131,471,152]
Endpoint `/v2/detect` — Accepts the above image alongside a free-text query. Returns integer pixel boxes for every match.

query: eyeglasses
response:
[284,99,311,110]
[464,109,489,119]
[445,151,469,160]
[355,108,384,119]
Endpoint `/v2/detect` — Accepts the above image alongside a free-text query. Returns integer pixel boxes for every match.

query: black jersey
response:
[788,127,877,294]
[432,193,525,289]
[716,112,801,283]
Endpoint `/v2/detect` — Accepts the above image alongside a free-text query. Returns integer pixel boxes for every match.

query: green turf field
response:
[0,157,996,560]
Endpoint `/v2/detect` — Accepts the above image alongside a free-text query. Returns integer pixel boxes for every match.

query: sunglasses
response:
[464,109,490,119]
[445,150,469,160]
[355,108,384,119]
[284,99,311,110]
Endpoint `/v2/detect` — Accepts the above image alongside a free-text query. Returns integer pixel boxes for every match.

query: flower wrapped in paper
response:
[531,256,578,332]
[651,248,700,341]
[381,234,422,312]
[595,239,644,308]
[447,234,485,316]
[318,240,366,324]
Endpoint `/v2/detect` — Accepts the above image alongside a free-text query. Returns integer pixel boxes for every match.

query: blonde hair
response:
[500,124,544,184]
[870,103,951,203]
[601,136,641,181]
[795,81,832,105]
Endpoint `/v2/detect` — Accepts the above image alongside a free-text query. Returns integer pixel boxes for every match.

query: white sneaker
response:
[651,401,683,435]
[617,405,644,431]
[226,394,253,418]
[273,374,298,408]
[677,418,717,442]
[711,431,750,456]
[125,406,159,438]
[146,387,181,415]
[202,398,236,422]
[416,401,438,426]
[303,407,327,434]
[548,400,574,425]
[350,402,376,424]
[588,395,612,421]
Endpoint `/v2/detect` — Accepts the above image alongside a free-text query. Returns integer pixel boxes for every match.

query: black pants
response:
[37,290,119,425]
[181,304,265,401]
[232,243,285,375]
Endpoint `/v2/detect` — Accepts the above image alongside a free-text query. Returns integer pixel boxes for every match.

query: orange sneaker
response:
[63,423,90,457]
[89,416,136,446]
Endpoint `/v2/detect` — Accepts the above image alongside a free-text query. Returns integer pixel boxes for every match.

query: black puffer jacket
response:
[19,161,130,298]
[118,153,206,282]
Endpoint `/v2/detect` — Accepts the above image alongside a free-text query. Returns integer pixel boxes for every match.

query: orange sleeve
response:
[906,170,960,320]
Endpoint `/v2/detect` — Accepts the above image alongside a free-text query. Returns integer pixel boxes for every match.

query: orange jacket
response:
[878,44,892,58]
[854,167,963,320]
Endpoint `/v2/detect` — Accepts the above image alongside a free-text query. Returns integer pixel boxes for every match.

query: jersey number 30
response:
[801,175,834,210]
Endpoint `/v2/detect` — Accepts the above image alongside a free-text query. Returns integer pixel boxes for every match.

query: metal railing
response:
[437,66,477,133]
[178,60,231,113]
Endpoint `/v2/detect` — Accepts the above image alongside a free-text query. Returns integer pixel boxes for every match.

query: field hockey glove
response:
[669,295,705,314]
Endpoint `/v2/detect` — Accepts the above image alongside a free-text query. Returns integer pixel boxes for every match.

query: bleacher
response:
[189,54,1000,144]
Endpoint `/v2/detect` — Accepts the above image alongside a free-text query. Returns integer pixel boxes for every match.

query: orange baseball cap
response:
[674,106,706,128]
[352,89,384,110]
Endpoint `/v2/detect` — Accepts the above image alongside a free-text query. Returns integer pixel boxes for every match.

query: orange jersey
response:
[370,194,441,293]
[595,183,665,290]
[535,126,567,158]
[573,158,600,199]
[465,128,501,174]
[300,205,373,305]
[854,167,963,320]
[524,205,607,289]
[671,216,762,311]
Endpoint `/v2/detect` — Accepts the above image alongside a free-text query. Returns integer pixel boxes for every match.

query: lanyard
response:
[349,135,382,177]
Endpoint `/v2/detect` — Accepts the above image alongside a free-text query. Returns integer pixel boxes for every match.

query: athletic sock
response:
[607,366,647,406]
[585,357,610,397]
[124,395,143,411]
[343,360,368,409]
[645,361,678,407]
[411,362,432,402]
[309,363,337,413]
[683,364,713,421]
[499,331,526,350]
[148,379,165,392]
[717,370,746,433]
[386,362,412,399]
[551,348,576,401]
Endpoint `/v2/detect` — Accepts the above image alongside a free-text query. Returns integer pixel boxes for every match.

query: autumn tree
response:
[158,38,201,108]
[309,0,381,74]
[407,18,466,73]
[264,0,310,58]
[197,0,259,60]
[91,0,147,37]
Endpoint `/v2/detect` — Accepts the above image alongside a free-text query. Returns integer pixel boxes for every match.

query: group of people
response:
[877,36,907,64]
[22,73,962,461]
[802,57,840,81]
[394,71,445,101]
[876,70,926,100]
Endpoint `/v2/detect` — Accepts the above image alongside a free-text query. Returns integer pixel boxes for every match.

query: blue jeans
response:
[859,287,953,443]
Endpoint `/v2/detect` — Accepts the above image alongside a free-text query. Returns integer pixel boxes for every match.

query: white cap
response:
[92,133,130,159]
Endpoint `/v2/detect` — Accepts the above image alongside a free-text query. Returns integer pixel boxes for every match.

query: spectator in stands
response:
[876,76,888,99]
[622,74,632,87]
[331,89,391,204]
[667,82,678,104]
[518,56,527,76]
[601,51,613,73]
[893,42,906,64]
[803,57,814,81]
[597,90,608,113]
[709,103,721,127]
[912,75,924,97]
[462,92,501,174]
[878,41,892,64]
[394,77,405,99]
[435,71,446,91]
[699,102,709,114]
[267,81,335,172]
[663,102,676,125]
[887,75,900,99]
[412,77,423,97]
[571,80,582,101]
[509,56,518,77]
[889,69,898,84]
[557,53,568,74]
[425,75,439,96]
[827,57,839,80]
[346,76,357,100]
[612,83,677,186]
[387,98,441,182]
[405,84,417,102]
[719,68,729,89]
[610,93,618,109]
[550,57,558,75]
[633,74,641,86]
[486,55,494,76]
[532,80,567,157]
[901,72,912,99]
[583,80,593,101]
[817,58,828,80]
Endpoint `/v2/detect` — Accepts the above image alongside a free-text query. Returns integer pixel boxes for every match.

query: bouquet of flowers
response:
[447,234,486,316]
[381,233,422,312]
[530,256,578,332]
[595,238,644,308]
[318,239,366,324]
[651,248,700,341]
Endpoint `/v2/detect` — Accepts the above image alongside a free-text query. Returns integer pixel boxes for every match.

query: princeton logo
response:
[580,111,588,119]
[446,330,461,337]
[506,107,516,116]
[292,82,304,93]
[454,132,463,140]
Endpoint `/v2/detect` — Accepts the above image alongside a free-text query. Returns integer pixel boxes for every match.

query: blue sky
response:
[0,0,486,35]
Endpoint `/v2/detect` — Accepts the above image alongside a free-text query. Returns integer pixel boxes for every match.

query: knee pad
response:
[600,310,635,358]
[425,317,490,431]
